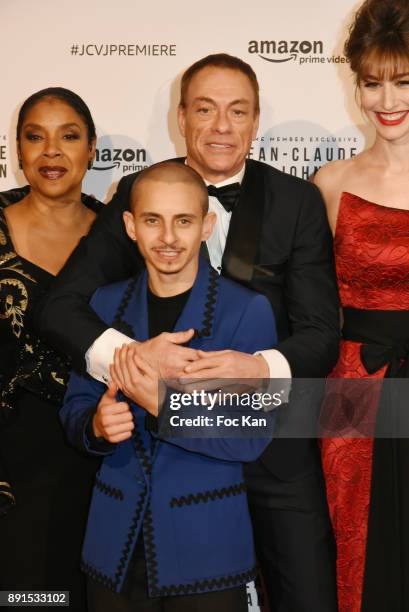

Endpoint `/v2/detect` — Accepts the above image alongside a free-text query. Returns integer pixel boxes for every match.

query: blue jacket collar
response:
[119,257,219,343]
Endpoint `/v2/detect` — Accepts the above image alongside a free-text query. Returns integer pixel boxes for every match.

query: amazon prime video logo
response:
[83,134,152,201]
[94,145,147,172]
[248,39,324,64]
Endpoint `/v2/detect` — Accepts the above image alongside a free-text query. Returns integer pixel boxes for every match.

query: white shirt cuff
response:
[86,328,134,383]
[255,349,292,402]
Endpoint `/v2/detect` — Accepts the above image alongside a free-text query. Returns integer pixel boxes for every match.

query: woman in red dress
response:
[315,1,409,610]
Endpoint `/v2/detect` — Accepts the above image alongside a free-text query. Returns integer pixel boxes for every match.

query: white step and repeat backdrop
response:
[1,0,369,202]
[1,0,366,609]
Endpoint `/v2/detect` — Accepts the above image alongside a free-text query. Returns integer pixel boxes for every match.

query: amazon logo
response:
[93,147,147,171]
[248,40,323,63]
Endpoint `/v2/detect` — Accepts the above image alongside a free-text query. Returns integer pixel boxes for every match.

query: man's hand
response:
[123,329,199,379]
[92,381,134,443]
[182,350,270,379]
[110,345,163,416]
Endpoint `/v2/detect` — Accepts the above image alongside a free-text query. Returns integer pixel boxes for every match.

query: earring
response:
[18,160,22,170]
[87,160,93,170]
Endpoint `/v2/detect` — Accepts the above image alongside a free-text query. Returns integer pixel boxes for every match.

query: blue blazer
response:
[61,259,277,597]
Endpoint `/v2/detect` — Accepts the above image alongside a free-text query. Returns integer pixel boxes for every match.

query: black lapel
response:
[199,241,210,262]
[221,159,266,284]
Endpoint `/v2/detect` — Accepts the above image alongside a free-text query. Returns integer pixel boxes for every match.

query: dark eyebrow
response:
[229,99,251,106]
[193,97,216,105]
[192,96,251,107]
[362,72,409,81]
[23,122,82,130]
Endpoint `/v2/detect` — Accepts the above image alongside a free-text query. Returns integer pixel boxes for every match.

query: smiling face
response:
[178,66,259,183]
[123,178,215,286]
[359,55,409,143]
[18,97,95,201]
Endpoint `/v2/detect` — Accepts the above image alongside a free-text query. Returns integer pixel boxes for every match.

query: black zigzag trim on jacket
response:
[114,488,147,589]
[111,277,138,337]
[143,506,160,595]
[143,491,254,598]
[81,560,117,591]
[153,566,257,597]
[113,420,152,589]
[94,476,124,502]
[170,482,246,508]
[112,267,218,340]
[194,267,219,339]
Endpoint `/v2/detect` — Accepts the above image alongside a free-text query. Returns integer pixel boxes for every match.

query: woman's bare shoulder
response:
[314,158,357,195]
[313,157,362,233]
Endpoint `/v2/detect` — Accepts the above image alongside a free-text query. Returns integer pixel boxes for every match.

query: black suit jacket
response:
[36,158,340,478]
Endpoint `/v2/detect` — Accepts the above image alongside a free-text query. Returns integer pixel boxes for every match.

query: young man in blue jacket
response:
[61,161,277,611]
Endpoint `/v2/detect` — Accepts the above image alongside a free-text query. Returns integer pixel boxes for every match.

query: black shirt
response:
[147,287,191,338]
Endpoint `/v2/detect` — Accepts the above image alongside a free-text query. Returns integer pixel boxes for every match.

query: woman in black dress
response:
[0,88,101,610]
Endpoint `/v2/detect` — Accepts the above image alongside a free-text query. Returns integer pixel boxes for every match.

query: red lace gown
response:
[321,192,409,612]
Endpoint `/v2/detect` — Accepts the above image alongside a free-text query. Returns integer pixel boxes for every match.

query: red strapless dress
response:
[321,192,409,612]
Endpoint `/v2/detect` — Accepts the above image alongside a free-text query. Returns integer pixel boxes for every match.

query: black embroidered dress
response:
[0,187,100,611]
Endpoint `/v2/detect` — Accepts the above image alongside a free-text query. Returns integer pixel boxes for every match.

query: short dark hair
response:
[130,161,209,215]
[180,53,260,114]
[345,0,409,82]
[16,87,96,143]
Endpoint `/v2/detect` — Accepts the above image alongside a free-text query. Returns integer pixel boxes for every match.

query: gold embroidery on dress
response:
[0,278,28,338]
[0,251,17,266]
[0,210,36,283]
[2,357,42,404]
[1,261,36,283]
[0,490,15,501]
[51,372,65,385]
[0,482,11,488]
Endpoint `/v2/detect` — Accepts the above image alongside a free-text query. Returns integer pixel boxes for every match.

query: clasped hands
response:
[92,328,269,443]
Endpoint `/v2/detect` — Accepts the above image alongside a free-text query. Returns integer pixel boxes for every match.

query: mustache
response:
[153,243,182,250]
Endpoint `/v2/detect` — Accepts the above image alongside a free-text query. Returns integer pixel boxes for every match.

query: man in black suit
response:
[37,54,339,611]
